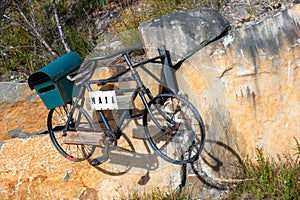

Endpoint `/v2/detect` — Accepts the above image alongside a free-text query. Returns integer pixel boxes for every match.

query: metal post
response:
[158,46,178,94]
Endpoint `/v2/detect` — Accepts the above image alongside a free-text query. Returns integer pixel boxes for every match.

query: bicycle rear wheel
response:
[47,104,96,162]
[143,93,205,165]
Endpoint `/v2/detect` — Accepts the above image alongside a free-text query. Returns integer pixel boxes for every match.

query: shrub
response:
[227,139,300,199]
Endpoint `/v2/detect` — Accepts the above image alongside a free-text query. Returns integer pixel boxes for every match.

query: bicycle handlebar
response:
[81,43,144,67]
[87,55,165,86]
[68,43,168,86]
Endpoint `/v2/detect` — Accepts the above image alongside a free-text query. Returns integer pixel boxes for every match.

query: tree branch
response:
[51,0,70,52]
[29,0,37,28]
[14,2,58,57]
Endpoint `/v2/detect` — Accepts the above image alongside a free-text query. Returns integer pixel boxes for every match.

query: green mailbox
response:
[28,52,82,109]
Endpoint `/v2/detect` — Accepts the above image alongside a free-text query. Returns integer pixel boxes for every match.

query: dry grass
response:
[226,139,300,200]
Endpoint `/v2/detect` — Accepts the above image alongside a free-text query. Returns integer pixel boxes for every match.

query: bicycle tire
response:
[143,93,205,165]
[47,104,96,162]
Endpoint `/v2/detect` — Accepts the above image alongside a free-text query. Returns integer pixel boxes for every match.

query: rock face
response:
[0,4,299,199]
[180,4,300,159]
[139,8,230,64]
[140,5,300,158]
[0,135,183,199]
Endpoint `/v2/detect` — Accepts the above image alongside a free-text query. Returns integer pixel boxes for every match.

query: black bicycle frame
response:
[63,48,177,140]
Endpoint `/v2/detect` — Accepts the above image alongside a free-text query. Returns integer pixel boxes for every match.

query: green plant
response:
[65,26,94,58]
[121,187,191,200]
[74,0,110,13]
[0,0,97,80]
[227,147,300,200]
[111,0,230,34]
[294,137,300,157]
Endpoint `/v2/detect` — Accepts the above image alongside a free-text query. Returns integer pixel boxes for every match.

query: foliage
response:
[120,140,300,199]
[0,22,52,78]
[110,0,228,33]
[0,0,295,81]
[121,187,191,200]
[0,0,106,79]
[227,140,300,200]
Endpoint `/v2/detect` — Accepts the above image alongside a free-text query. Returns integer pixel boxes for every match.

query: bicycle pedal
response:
[90,137,110,166]
[90,156,109,166]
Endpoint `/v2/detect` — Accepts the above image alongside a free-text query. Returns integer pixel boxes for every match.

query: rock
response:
[0,82,48,141]
[0,134,184,199]
[0,82,31,103]
[0,72,184,199]
[174,4,300,159]
[139,7,230,65]
[137,4,300,192]
[0,140,6,149]
[8,129,30,139]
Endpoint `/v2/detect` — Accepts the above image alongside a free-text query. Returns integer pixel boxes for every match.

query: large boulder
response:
[139,7,230,64]
[165,4,300,158]
[0,135,183,199]
[137,4,300,186]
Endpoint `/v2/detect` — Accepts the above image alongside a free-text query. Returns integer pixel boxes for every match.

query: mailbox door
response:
[35,81,65,109]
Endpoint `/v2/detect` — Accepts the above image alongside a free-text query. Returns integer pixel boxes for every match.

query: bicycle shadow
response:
[89,111,246,190]
[188,139,245,190]
[88,132,160,176]
[88,117,167,187]
[86,83,164,184]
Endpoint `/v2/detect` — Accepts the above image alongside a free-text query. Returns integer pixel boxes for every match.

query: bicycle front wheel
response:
[143,93,205,165]
[47,104,96,162]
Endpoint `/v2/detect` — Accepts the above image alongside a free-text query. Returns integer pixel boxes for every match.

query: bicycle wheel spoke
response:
[144,93,205,164]
[48,105,96,162]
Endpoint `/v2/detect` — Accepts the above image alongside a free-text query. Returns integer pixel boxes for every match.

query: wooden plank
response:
[116,95,132,109]
[63,131,104,146]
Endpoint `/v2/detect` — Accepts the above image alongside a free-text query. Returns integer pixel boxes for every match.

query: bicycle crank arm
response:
[90,137,110,166]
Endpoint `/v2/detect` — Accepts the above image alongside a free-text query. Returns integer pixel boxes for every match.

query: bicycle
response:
[47,44,206,166]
